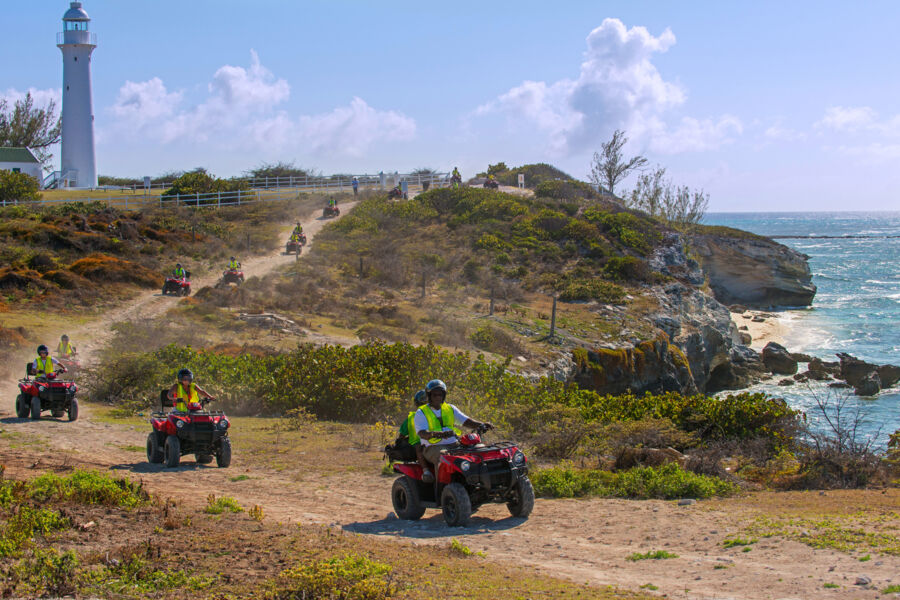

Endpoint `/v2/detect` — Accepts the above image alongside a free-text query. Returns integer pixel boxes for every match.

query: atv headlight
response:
[513,451,525,466]
[176,419,185,429]
[37,386,45,392]
[459,460,471,472]
[71,385,78,393]
[218,419,229,430]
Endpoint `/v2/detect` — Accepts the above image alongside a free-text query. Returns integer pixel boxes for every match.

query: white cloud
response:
[817,106,878,133]
[1,87,62,109]
[763,123,806,142]
[106,51,414,156]
[474,18,739,154]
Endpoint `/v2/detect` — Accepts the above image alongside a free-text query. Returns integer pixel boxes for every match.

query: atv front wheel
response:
[164,435,181,468]
[147,432,164,464]
[441,482,472,527]
[216,436,232,468]
[392,476,426,520]
[30,396,41,420]
[15,394,29,418]
[67,398,79,422]
[507,475,535,519]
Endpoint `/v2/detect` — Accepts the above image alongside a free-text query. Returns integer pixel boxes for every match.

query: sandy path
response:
[731,310,790,350]
[1,410,897,600]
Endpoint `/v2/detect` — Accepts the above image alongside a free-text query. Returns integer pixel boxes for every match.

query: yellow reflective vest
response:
[175,383,199,411]
[57,342,73,357]
[421,403,461,445]
[35,356,55,376]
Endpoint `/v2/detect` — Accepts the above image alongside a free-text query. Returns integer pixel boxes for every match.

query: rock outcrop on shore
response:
[689,228,816,308]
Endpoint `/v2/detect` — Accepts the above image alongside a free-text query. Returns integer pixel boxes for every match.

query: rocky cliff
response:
[569,233,770,396]
[689,227,816,308]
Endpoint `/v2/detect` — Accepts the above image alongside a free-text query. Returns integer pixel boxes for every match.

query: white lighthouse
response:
[57,2,97,188]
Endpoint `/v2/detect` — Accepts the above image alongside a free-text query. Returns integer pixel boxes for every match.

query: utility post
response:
[489,287,495,316]
[549,295,558,338]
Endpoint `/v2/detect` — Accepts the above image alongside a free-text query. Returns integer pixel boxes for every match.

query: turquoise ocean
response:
[703,212,900,445]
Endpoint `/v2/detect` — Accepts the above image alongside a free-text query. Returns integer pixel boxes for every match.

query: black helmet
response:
[414,389,427,405]
[176,263,182,268]
[177,368,194,381]
[425,379,447,394]
[61,334,69,341]
[37,344,49,355]
[230,256,235,260]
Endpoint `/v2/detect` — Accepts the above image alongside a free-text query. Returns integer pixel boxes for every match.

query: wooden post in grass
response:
[489,288,495,316]
[246,233,251,254]
[421,271,426,299]
[550,295,558,337]
[359,257,364,278]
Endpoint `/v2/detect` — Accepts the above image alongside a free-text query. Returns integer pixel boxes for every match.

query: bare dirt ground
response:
[2,202,898,600]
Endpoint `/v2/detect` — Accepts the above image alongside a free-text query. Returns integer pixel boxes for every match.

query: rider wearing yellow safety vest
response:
[167,368,215,412]
[290,231,300,243]
[398,390,431,475]
[173,264,186,279]
[57,335,76,359]
[414,379,493,483]
[227,257,241,270]
[293,222,303,235]
[32,345,65,378]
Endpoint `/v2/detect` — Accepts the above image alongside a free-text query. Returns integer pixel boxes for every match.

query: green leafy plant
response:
[449,538,485,557]
[204,494,244,514]
[276,554,396,600]
[626,550,678,561]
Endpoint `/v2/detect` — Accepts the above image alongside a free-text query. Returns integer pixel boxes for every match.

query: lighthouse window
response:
[74,57,78,62]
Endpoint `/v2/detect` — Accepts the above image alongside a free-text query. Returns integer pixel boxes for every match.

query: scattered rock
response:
[806,358,834,380]
[792,372,809,382]
[778,378,795,386]
[677,499,696,506]
[877,364,900,388]
[728,304,748,313]
[855,576,871,586]
[837,352,879,387]
[762,342,798,375]
[854,371,881,397]
[752,316,766,323]
[828,382,851,389]
[738,325,749,331]
[740,332,752,345]
[790,352,814,363]
[79,521,95,530]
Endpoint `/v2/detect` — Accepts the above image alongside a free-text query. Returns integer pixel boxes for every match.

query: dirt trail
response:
[1,200,898,599]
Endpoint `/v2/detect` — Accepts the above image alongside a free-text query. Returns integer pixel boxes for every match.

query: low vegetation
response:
[0,194,325,312]
[0,470,653,599]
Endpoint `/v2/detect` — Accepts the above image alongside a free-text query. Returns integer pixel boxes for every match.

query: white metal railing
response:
[57,31,97,45]
[2,188,300,210]
[82,171,452,194]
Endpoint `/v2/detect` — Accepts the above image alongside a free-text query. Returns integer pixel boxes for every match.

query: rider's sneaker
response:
[422,469,435,483]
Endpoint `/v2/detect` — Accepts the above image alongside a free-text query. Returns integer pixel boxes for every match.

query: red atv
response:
[57,356,81,376]
[16,363,79,421]
[483,179,500,189]
[323,204,340,218]
[162,271,191,296]
[285,238,303,255]
[222,269,244,285]
[147,390,231,468]
[388,187,404,199]
[390,425,534,526]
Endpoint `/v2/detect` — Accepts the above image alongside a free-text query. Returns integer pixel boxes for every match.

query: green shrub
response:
[602,256,655,283]
[27,471,149,508]
[0,505,70,557]
[531,463,735,499]
[162,170,248,199]
[276,554,396,600]
[558,279,626,303]
[83,555,217,595]
[0,170,40,203]
[204,495,243,514]
[13,547,80,597]
[535,179,597,201]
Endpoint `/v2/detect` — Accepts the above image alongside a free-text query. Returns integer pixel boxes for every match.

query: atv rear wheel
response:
[392,476,426,520]
[147,432,164,464]
[507,475,535,519]
[216,436,232,468]
[196,454,214,465]
[30,396,41,420]
[441,482,472,527]
[164,435,181,468]
[67,398,79,422]
[15,394,29,418]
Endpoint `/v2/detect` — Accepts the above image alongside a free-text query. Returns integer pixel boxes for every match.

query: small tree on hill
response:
[626,166,667,217]
[487,162,509,176]
[590,129,648,197]
[0,93,62,169]
[244,161,312,181]
[661,185,709,232]
[0,170,40,203]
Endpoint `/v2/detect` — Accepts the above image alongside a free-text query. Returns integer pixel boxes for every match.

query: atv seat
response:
[160,388,171,412]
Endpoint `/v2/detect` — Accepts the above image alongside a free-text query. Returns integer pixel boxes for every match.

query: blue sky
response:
[4,1,900,211]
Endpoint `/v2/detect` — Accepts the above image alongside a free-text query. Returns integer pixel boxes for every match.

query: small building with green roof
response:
[0,147,43,183]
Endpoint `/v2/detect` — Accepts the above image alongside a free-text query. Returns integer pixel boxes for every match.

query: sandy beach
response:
[731,309,790,350]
